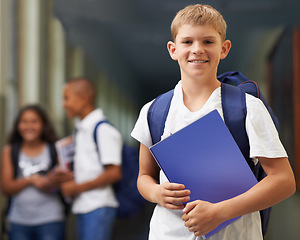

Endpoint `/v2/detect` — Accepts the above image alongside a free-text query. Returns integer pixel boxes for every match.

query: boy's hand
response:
[158,181,190,210]
[48,167,74,186]
[61,180,79,197]
[182,200,224,237]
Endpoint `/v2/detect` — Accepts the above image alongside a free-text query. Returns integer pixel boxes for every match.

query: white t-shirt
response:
[131,81,287,240]
[72,109,123,214]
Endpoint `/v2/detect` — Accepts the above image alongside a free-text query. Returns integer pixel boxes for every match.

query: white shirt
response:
[131,81,287,240]
[72,109,123,214]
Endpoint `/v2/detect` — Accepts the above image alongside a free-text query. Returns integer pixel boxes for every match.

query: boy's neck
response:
[79,106,96,120]
[181,75,220,112]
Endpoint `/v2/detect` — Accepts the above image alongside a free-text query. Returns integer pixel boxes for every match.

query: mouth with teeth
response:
[188,60,208,63]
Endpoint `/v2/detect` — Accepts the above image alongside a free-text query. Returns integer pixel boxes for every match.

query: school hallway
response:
[1,0,300,239]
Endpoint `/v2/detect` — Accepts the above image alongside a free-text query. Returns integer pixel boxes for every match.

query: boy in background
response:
[131,4,295,240]
[62,78,122,240]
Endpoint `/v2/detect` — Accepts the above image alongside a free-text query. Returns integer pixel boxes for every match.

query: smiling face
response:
[63,84,86,119]
[167,24,231,82]
[62,79,96,120]
[18,110,43,143]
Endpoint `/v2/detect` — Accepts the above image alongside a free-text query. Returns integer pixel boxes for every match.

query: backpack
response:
[93,121,146,219]
[147,71,277,237]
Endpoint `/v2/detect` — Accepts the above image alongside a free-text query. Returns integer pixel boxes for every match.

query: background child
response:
[1,104,72,240]
[61,77,123,240]
[131,4,295,240]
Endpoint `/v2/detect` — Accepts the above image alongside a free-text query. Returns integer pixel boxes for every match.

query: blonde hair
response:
[171,4,227,42]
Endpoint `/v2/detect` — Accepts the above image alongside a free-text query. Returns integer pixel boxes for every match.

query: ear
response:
[167,41,178,61]
[220,40,231,60]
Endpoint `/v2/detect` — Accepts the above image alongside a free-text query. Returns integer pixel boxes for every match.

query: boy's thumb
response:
[182,200,198,213]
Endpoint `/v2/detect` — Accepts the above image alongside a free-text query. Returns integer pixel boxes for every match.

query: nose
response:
[191,42,204,54]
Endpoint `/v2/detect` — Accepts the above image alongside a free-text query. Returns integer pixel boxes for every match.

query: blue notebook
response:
[149,110,258,239]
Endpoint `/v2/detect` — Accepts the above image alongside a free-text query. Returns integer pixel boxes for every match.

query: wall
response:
[0,1,140,239]
[243,27,299,240]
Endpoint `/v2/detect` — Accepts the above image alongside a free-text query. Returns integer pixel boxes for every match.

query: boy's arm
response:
[137,143,190,210]
[182,156,296,237]
[61,164,122,197]
[220,157,295,216]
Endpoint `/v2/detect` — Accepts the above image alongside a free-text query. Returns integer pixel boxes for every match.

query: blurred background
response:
[0,0,300,239]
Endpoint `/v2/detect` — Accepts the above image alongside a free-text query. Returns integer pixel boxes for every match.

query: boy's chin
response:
[66,112,76,119]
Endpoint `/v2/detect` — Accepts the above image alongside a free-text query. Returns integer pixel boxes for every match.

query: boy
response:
[131,4,295,240]
[61,78,122,240]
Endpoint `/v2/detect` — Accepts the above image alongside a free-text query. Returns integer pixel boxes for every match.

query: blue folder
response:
[149,109,258,238]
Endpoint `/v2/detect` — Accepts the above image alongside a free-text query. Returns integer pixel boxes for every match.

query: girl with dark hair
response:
[1,104,72,240]
[7,104,58,144]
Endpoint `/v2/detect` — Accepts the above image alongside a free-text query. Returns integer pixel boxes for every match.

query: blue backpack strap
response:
[93,120,110,152]
[219,71,279,130]
[220,83,254,168]
[147,89,174,145]
[219,72,272,236]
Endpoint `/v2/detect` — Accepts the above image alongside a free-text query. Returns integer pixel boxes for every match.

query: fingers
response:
[182,200,204,223]
[159,182,191,209]
[183,200,198,214]
[183,216,206,237]
[194,231,205,237]
[30,175,51,190]
[57,172,74,182]
[182,200,222,237]
[162,194,190,209]
[51,171,74,184]
[161,186,190,199]
[182,201,202,234]
[162,181,185,190]
[161,182,190,197]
